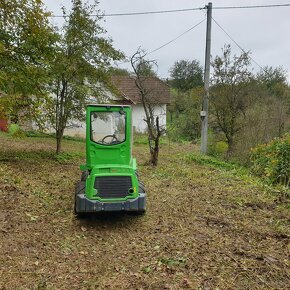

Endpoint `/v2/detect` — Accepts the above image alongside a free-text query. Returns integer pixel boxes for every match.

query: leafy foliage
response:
[135,59,157,77]
[251,134,290,186]
[256,66,288,97]
[46,0,123,153]
[0,0,57,96]
[0,0,57,130]
[169,59,203,92]
[208,140,228,157]
[168,87,203,141]
[210,44,252,154]
[8,123,25,138]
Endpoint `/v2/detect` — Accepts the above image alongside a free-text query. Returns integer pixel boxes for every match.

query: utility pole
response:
[200,2,212,154]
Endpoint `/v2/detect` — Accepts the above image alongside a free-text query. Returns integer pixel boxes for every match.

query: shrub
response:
[8,123,20,135]
[207,130,228,157]
[8,123,25,138]
[215,141,229,155]
[251,134,290,186]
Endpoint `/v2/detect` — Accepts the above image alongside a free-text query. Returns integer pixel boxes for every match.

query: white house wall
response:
[132,104,167,133]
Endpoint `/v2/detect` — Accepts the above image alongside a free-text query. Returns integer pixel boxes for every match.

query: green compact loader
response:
[74,104,146,216]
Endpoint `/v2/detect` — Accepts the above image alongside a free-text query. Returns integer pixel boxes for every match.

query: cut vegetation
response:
[0,133,289,289]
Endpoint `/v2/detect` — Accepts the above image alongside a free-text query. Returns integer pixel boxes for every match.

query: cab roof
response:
[87,104,131,108]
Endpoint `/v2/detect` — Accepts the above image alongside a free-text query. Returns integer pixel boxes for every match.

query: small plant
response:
[251,134,290,186]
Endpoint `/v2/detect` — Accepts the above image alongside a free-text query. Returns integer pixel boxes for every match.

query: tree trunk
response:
[56,136,61,154]
[226,136,234,158]
[56,127,64,154]
[148,117,161,166]
[150,138,159,167]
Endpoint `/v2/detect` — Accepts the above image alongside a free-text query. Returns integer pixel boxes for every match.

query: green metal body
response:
[80,105,139,202]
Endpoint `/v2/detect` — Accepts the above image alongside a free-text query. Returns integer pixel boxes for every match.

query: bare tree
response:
[130,49,166,166]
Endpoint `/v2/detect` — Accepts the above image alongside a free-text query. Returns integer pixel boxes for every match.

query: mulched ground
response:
[0,134,289,289]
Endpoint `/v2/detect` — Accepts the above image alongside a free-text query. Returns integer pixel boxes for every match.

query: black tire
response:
[81,170,89,181]
[137,181,146,215]
[138,182,145,193]
[74,181,86,218]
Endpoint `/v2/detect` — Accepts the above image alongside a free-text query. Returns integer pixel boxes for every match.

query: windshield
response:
[91,111,126,145]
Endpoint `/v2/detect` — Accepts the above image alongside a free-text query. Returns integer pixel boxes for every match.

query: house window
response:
[91,111,126,145]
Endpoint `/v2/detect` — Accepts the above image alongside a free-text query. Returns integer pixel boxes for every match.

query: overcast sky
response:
[44,0,290,80]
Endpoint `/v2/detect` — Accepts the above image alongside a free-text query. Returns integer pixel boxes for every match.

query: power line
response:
[49,7,204,18]
[214,3,290,10]
[113,18,205,65]
[145,18,206,56]
[104,7,204,17]
[212,17,263,70]
[48,3,290,18]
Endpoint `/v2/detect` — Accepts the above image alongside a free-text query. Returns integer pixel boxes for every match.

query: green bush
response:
[215,141,228,155]
[207,130,228,157]
[251,134,290,186]
[8,123,20,135]
[8,123,25,138]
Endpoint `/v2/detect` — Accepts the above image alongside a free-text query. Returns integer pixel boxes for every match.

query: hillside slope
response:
[0,134,289,289]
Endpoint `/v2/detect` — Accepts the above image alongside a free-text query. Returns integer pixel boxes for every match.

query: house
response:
[110,75,170,133]
[64,75,171,137]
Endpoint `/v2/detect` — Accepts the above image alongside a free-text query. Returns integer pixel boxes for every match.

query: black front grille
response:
[94,176,132,198]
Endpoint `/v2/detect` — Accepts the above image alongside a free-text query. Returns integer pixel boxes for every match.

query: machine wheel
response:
[81,170,89,181]
[139,183,145,193]
[133,181,146,215]
[74,181,86,218]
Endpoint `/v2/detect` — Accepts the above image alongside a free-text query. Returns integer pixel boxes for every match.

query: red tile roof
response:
[111,75,171,104]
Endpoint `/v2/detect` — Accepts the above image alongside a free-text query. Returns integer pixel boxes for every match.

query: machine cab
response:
[85,105,133,169]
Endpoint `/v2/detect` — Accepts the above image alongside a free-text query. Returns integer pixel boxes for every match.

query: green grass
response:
[184,151,290,198]
[55,151,84,163]
[133,133,169,145]
[185,152,243,171]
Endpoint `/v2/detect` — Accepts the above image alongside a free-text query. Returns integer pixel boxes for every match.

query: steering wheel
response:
[101,134,119,144]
